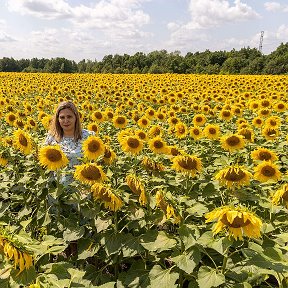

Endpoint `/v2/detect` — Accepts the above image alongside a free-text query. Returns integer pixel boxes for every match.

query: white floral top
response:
[45,129,95,186]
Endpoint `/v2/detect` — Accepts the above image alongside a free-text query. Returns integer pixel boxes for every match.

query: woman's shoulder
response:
[45,133,57,145]
[82,129,95,139]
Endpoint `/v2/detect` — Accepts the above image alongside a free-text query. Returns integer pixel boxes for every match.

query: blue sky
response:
[0,0,288,62]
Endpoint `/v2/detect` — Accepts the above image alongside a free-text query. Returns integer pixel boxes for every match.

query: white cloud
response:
[187,0,260,29]
[276,24,288,39]
[264,2,282,11]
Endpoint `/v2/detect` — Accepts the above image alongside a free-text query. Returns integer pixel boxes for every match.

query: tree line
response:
[1,42,288,74]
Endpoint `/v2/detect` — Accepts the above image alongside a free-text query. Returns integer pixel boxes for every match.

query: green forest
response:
[1,42,288,74]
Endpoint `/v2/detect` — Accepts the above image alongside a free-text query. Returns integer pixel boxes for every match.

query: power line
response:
[259,31,264,53]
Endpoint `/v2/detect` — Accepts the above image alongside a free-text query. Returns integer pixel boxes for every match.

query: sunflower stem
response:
[221,254,228,274]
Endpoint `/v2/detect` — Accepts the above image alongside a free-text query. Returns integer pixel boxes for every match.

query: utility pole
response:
[259,31,264,53]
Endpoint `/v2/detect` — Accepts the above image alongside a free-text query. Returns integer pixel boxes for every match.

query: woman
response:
[45,101,94,168]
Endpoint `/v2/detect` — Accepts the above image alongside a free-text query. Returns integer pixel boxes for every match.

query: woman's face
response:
[58,108,76,136]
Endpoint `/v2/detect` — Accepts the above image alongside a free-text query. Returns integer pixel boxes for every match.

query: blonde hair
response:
[49,101,82,142]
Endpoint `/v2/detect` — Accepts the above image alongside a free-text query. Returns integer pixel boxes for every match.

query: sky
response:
[0,0,288,62]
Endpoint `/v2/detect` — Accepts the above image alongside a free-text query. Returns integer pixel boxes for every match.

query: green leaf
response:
[197,267,225,288]
[149,265,179,288]
[178,224,198,250]
[77,238,100,260]
[97,282,116,288]
[186,202,208,217]
[123,261,150,288]
[171,247,201,274]
[102,232,125,256]
[122,233,145,257]
[140,230,177,252]
[210,237,233,255]
[94,217,112,233]
[63,225,85,241]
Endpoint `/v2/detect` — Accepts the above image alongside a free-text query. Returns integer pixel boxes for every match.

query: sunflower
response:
[148,125,162,138]
[120,135,143,155]
[82,135,105,160]
[258,108,270,118]
[148,136,168,154]
[215,165,252,189]
[193,114,207,126]
[189,126,203,140]
[91,182,123,211]
[91,110,105,123]
[87,122,99,134]
[205,206,262,240]
[26,117,38,130]
[252,116,264,128]
[39,145,69,171]
[251,147,278,162]
[135,129,147,141]
[254,161,281,183]
[167,145,184,156]
[102,146,117,165]
[141,156,165,172]
[203,124,221,140]
[155,190,180,223]
[174,122,188,139]
[262,126,280,141]
[5,112,16,126]
[271,183,288,208]
[264,116,281,128]
[238,128,255,143]
[167,116,180,126]
[113,115,128,129]
[137,116,150,129]
[13,129,33,155]
[273,101,287,112]
[171,154,202,177]
[220,134,245,153]
[126,174,147,205]
[0,156,8,167]
[2,239,33,274]
[219,110,233,121]
[74,163,107,185]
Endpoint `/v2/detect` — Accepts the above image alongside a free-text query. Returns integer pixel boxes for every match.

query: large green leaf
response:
[149,265,179,288]
[121,233,145,257]
[197,267,225,288]
[77,238,100,260]
[123,261,150,288]
[140,230,177,252]
[63,225,85,241]
[171,247,201,274]
[178,224,198,250]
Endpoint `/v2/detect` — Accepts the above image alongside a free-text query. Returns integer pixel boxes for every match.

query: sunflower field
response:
[0,72,288,288]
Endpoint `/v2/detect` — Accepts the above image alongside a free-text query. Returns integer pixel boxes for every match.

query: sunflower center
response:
[104,149,112,158]
[224,168,246,181]
[81,166,101,180]
[282,190,288,201]
[261,165,276,177]
[209,128,216,134]
[196,117,203,122]
[127,138,140,148]
[256,119,262,124]
[221,214,251,228]
[178,127,185,134]
[258,151,272,161]
[46,149,62,162]
[116,117,125,124]
[269,120,277,126]
[267,129,276,136]
[19,134,28,147]
[178,157,197,170]
[278,104,284,109]
[154,140,164,149]
[193,129,200,135]
[88,140,100,152]
[95,112,103,119]
[171,118,178,124]
[141,119,148,125]
[138,132,146,139]
[171,148,180,156]
[9,115,16,121]
[226,136,240,146]
[223,111,231,117]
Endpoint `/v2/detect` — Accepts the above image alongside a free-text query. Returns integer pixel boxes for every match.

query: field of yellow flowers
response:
[0,72,288,288]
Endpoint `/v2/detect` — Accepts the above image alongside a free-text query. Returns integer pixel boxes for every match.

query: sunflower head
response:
[251,147,278,162]
[82,136,105,160]
[39,145,69,171]
[220,134,245,152]
[126,174,147,205]
[271,184,288,208]
[203,124,221,140]
[205,206,262,240]
[74,163,107,185]
[148,136,168,154]
[254,161,281,183]
[120,135,143,155]
[193,114,207,126]
[171,154,202,177]
[13,129,33,155]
